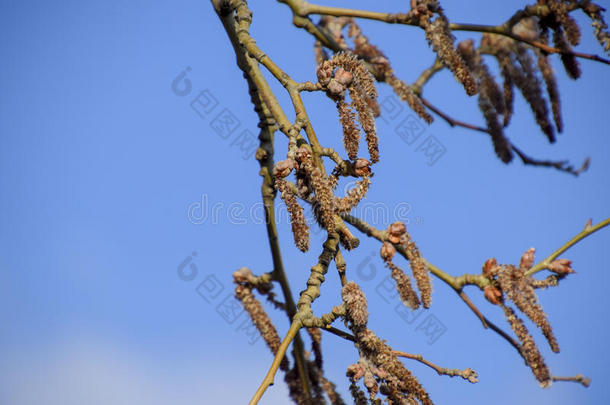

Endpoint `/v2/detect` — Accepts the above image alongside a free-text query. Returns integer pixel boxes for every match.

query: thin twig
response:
[552,374,591,387]
[393,350,479,383]
[249,321,302,405]
[526,218,610,276]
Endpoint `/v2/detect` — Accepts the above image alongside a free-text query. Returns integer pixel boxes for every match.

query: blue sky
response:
[1,1,609,404]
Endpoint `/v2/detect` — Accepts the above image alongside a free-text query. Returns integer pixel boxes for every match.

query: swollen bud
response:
[520,247,536,270]
[380,242,396,262]
[482,258,499,278]
[272,159,294,178]
[484,286,503,305]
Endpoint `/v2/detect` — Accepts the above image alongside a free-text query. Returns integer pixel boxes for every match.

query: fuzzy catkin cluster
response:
[275,169,310,252]
[380,222,433,309]
[502,304,552,387]
[457,39,512,162]
[414,0,477,96]
[480,247,576,386]
[233,270,288,371]
[342,281,369,327]
[580,2,610,53]
[318,52,380,163]
[346,19,433,124]
[536,0,582,79]
[479,32,562,144]
[342,281,431,404]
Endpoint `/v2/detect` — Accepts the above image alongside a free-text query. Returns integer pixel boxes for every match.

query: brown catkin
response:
[403,238,432,309]
[337,98,361,160]
[585,4,610,54]
[386,74,434,123]
[423,15,477,96]
[387,261,421,310]
[334,177,371,213]
[549,0,581,46]
[276,177,309,252]
[321,52,379,163]
[349,87,379,163]
[497,265,559,353]
[342,281,369,327]
[495,51,515,126]
[285,365,307,404]
[553,28,581,79]
[502,304,552,387]
[349,382,369,405]
[458,40,512,162]
[308,164,336,233]
[307,327,323,370]
[348,18,431,123]
[357,328,432,404]
[235,284,289,370]
[508,46,555,142]
[537,53,563,133]
[480,96,513,162]
[322,376,347,405]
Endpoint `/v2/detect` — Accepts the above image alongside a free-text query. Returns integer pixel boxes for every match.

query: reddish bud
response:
[334,67,353,86]
[327,78,345,97]
[482,258,498,278]
[294,146,310,163]
[484,286,503,305]
[353,158,371,177]
[380,242,396,262]
[547,258,574,275]
[272,159,294,178]
[520,247,536,270]
[232,267,253,283]
[387,221,406,244]
[584,218,593,230]
[346,363,365,381]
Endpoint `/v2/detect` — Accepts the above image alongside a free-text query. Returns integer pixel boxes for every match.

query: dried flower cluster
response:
[480,247,576,386]
[233,268,288,370]
[274,140,373,252]
[412,0,477,96]
[318,52,379,162]
[379,222,433,309]
[343,280,432,404]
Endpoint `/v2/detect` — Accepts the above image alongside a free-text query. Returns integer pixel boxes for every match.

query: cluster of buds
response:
[346,360,390,401]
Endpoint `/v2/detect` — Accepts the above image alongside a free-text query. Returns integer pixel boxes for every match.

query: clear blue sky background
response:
[1,1,609,404]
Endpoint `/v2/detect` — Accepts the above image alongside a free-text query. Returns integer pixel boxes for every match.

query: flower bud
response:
[327,78,345,97]
[388,221,406,237]
[519,247,536,270]
[353,158,371,177]
[294,146,310,163]
[334,67,353,86]
[484,286,503,305]
[316,63,332,86]
[380,242,396,262]
[482,258,498,278]
[232,267,253,283]
[547,258,574,274]
[272,159,294,178]
[346,363,365,381]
